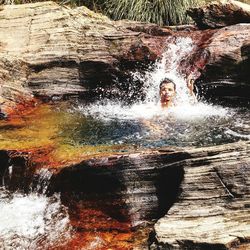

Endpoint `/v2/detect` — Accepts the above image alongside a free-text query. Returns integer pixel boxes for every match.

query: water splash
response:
[78,100,228,121]
[0,168,72,249]
[31,168,53,195]
[0,188,72,249]
[73,37,249,147]
[77,37,224,121]
[133,36,195,104]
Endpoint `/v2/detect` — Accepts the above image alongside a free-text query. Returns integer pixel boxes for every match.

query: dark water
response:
[63,103,250,148]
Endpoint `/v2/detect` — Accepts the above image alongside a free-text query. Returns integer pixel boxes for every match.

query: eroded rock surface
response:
[196,24,250,104]
[186,0,250,104]
[151,141,250,249]
[48,141,249,249]
[1,138,249,249]
[0,1,169,116]
[187,0,250,29]
[1,1,250,116]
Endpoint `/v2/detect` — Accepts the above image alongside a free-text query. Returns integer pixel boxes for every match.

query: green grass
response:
[103,0,201,25]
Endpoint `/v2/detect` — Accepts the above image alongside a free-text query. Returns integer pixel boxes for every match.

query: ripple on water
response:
[74,100,249,147]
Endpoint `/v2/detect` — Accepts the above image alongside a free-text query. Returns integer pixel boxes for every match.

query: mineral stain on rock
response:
[0,0,249,249]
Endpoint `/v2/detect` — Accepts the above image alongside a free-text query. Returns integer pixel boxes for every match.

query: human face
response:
[160,82,176,105]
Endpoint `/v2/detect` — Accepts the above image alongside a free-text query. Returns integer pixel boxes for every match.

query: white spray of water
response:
[79,100,228,122]
[78,37,228,121]
[32,168,54,195]
[136,36,195,104]
[0,169,72,249]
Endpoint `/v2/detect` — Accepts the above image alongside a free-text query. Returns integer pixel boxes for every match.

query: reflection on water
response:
[0,101,249,153]
[75,101,249,148]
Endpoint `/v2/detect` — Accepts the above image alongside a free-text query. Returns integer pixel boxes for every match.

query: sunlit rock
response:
[191,23,250,104]
[150,141,250,249]
[0,1,168,117]
[187,0,250,29]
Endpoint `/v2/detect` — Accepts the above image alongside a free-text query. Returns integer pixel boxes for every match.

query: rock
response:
[115,20,173,36]
[1,140,249,249]
[191,23,250,104]
[0,58,37,118]
[0,1,168,117]
[175,23,250,104]
[203,24,250,76]
[187,0,250,29]
[49,148,186,225]
[0,150,34,192]
[151,141,250,249]
[49,142,250,232]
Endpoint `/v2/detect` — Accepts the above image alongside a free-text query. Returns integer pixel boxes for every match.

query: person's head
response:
[159,78,176,107]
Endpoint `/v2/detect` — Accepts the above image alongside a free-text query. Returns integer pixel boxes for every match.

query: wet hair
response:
[159,78,176,90]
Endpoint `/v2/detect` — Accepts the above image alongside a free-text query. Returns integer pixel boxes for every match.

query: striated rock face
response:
[1,139,249,248]
[0,1,169,116]
[187,0,250,29]
[50,149,186,225]
[151,141,250,250]
[50,142,249,236]
[193,23,250,104]
[0,1,250,116]
[186,1,250,105]
[202,24,250,77]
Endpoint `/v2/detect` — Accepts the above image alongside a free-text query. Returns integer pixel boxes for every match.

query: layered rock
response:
[150,141,250,249]
[1,137,249,249]
[0,1,169,117]
[185,0,250,104]
[187,0,250,29]
[1,1,250,116]
[194,23,250,104]
[44,141,248,249]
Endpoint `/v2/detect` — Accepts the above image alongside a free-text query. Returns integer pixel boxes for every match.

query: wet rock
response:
[0,141,249,249]
[186,0,250,102]
[0,58,37,118]
[49,141,250,244]
[0,150,34,191]
[0,150,9,180]
[0,1,168,116]
[203,24,250,77]
[187,0,250,29]
[150,141,250,249]
[184,24,250,104]
[50,150,187,225]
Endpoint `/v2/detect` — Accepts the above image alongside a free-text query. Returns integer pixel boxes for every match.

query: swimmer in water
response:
[143,77,196,132]
[159,78,176,108]
[159,77,196,108]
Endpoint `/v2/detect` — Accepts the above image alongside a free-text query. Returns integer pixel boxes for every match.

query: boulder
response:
[150,141,250,249]
[187,0,250,29]
[190,23,250,104]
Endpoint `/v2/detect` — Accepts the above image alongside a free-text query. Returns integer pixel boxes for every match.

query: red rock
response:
[187,0,250,29]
